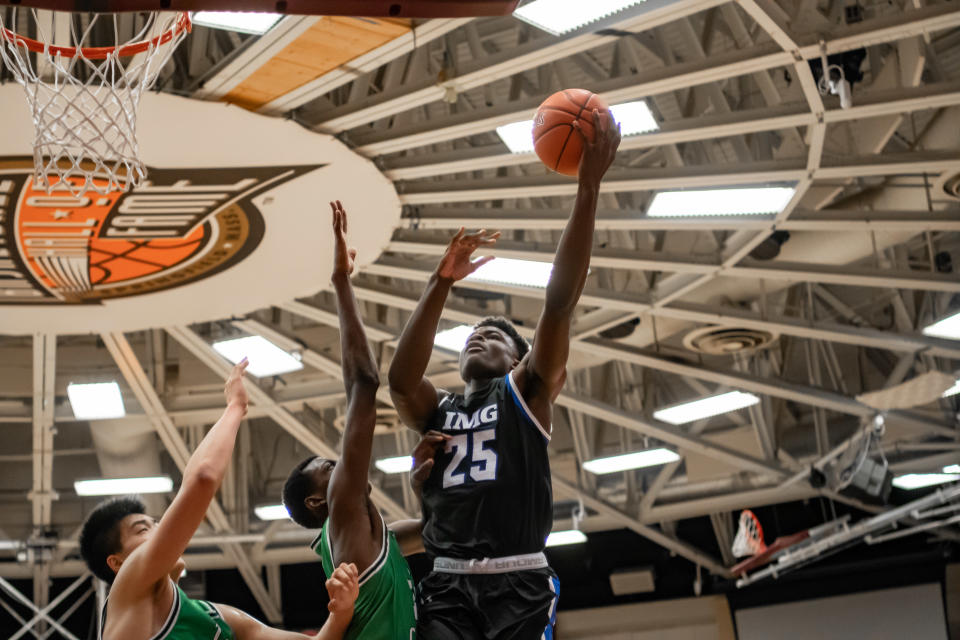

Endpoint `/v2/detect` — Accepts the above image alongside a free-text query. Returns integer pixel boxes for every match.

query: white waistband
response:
[433,552,548,574]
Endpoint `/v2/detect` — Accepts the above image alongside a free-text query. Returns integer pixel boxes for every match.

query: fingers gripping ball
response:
[533,89,610,176]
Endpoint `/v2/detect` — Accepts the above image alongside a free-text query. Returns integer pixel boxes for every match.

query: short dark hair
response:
[79,496,147,584]
[283,456,325,529]
[473,316,529,361]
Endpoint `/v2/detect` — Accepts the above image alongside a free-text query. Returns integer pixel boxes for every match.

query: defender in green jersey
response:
[80,362,360,640]
[283,201,426,639]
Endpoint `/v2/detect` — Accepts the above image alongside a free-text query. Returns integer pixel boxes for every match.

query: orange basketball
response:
[533,89,610,176]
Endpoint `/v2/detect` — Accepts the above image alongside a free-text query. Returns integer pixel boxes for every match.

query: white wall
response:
[735,584,948,640]
[556,596,736,640]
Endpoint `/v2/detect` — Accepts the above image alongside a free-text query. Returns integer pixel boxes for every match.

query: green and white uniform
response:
[100,582,235,640]
[312,513,417,639]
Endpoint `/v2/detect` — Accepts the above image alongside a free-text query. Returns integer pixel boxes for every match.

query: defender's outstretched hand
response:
[573,108,621,187]
[435,228,500,282]
[325,562,359,615]
[331,200,357,278]
[410,430,450,499]
[224,359,249,416]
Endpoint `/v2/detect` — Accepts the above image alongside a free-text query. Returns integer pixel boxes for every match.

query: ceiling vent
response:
[336,408,402,434]
[682,325,778,356]
[937,172,960,200]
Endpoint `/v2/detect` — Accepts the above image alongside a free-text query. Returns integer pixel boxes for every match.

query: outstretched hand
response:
[573,108,621,187]
[325,562,359,615]
[224,359,249,416]
[410,430,450,499]
[435,228,500,282]
[331,200,358,278]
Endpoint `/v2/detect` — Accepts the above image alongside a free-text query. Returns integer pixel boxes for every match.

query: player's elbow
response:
[188,464,223,492]
[350,367,381,394]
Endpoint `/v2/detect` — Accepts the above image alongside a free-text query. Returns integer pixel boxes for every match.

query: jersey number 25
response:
[442,428,497,488]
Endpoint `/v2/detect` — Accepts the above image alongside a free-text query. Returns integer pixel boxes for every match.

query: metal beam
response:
[164,325,410,522]
[278,300,397,342]
[315,0,727,133]
[401,207,960,233]
[102,333,283,623]
[552,474,731,577]
[396,151,960,204]
[30,334,56,529]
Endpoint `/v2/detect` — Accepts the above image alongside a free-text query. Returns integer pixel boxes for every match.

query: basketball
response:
[533,88,610,176]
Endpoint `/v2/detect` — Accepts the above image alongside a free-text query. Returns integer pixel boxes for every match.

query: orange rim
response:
[0,12,190,60]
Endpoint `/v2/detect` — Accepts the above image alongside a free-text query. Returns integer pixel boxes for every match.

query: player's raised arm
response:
[110,361,250,600]
[218,562,359,640]
[513,109,621,432]
[388,229,499,431]
[325,201,383,568]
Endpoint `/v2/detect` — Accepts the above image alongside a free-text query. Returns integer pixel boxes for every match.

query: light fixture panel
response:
[67,382,126,420]
[212,335,304,378]
[75,476,173,496]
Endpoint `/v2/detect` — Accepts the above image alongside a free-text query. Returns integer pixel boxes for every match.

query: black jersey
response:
[421,372,553,560]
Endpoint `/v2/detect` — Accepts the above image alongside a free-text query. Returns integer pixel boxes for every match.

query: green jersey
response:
[100,582,235,640]
[313,514,417,639]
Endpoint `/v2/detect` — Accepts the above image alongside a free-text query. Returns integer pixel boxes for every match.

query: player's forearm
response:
[545,179,599,314]
[313,609,353,640]
[332,272,379,394]
[182,402,246,491]
[388,272,452,392]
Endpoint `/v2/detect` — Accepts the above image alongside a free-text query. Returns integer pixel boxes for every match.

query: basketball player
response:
[281,201,421,639]
[79,360,360,640]
[388,109,621,639]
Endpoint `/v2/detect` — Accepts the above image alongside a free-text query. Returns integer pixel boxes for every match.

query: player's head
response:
[284,456,342,529]
[79,496,178,584]
[460,316,529,382]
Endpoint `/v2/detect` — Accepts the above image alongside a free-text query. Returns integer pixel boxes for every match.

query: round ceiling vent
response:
[682,325,778,355]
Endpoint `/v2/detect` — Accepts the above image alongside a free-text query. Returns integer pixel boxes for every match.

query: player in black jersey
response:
[388,109,620,639]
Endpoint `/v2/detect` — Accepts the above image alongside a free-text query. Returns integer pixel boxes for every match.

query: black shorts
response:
[416,568,559,640]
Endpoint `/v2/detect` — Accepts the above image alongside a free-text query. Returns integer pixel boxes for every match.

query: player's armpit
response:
[389,518,425,556]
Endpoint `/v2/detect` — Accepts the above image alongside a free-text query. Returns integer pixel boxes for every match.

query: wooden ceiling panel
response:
[224,16,412,110]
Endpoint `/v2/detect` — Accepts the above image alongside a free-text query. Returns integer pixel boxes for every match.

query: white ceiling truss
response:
[1,0,959,602]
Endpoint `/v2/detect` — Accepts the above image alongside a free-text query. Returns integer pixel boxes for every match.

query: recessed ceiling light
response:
[434,325,474,353]
[375,456,414,474]
[192,11,283,35]
[647,187,796,217]
[67,382,126,420]
[892,473,960,490]
[514,0,647,36]
[254,504,291,521]
[212,335,304,378]
[653,391,760,425]
[923,311,960,340]
[74,476,173,496]
[545,529,587,546]
[582,448,680,474]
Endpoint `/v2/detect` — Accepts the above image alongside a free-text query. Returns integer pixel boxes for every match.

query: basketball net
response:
[0,10,190,195]
[732,509,767,558]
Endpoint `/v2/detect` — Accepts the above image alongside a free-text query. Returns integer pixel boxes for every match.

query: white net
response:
[732,509,766,558]
[0,10,189,195]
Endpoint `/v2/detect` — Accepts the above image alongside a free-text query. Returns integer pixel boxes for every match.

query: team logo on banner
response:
[0,159,321,305]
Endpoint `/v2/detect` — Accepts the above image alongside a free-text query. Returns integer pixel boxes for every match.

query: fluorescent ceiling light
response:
[434,325,474,353]
[654,391,760,426]
[67,382,126,420]
[647,187,796,217]
[923,311,960,340]
[545,529,588,547]
[515,0,646,36]
[496,120,537,154]
[582,448,680,474]
[192,11,282,35]
[75,476,173,496]
[212,335,304,378]
[254,504,291,521]
[944,380,960,398]
[496,100,658,154]
[943,464,960,474]
[465,258,553,288]
[892,473,960,490]
[375,456,413,474]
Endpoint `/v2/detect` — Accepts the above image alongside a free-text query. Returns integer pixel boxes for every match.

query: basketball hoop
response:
[0,9,190,195]
[732,509,767,558]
